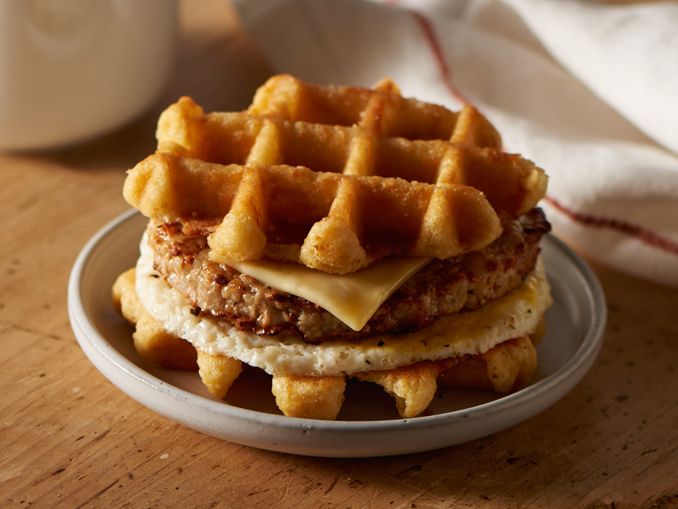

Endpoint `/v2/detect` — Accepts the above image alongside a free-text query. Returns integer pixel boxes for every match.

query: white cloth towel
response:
[234,0,678,287]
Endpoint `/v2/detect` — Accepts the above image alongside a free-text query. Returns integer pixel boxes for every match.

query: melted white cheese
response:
[230,257,431,331]
[135,236,552,376]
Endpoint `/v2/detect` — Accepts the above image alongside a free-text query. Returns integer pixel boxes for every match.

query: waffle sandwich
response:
[114,74,552,420]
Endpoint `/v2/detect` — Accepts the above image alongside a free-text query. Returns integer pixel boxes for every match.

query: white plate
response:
[68,210,606,457]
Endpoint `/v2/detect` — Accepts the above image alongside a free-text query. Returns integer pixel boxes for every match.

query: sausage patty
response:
[148,208,550,343]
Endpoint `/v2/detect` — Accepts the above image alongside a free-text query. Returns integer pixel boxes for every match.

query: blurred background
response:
[0,0,269,160]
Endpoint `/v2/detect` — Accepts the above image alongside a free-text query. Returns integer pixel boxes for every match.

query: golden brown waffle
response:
[125,152,503,272]
[113,268,539,420]
[112,269,196,370]
[124,75,547,274]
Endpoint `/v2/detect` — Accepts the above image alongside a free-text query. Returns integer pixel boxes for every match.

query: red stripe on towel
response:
[545,196,678,257]
[409,10,469,105]
[404,4,678,258]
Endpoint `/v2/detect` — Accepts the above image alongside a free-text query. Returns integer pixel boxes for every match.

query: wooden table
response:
[2,1,676,507]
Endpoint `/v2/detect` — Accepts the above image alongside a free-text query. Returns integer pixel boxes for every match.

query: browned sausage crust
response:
[148,208,550,343]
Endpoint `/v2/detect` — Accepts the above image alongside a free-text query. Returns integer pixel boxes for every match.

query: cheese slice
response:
[230,257,432,331]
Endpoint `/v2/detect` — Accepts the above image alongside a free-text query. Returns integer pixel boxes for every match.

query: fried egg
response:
[135,235,551,377]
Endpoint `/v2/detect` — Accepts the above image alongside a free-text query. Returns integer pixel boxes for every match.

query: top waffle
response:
[124,74,547,274]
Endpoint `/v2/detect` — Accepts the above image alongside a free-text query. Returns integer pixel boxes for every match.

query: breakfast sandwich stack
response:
[113,74,551,420]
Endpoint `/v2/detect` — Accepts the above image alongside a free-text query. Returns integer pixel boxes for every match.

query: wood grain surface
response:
[1,1,677,508]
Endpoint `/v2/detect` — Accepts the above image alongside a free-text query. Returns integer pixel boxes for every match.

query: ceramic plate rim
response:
[68,210,606,436]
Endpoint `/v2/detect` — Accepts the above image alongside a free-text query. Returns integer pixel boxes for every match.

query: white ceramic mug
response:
[0,0,177,151]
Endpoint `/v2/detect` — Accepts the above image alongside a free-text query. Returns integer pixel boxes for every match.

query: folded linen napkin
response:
[233,0,678,287]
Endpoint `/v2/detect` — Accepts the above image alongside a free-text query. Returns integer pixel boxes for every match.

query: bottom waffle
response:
[113,268,545,420]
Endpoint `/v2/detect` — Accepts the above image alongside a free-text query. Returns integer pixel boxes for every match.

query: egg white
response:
[135,235,552,376]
